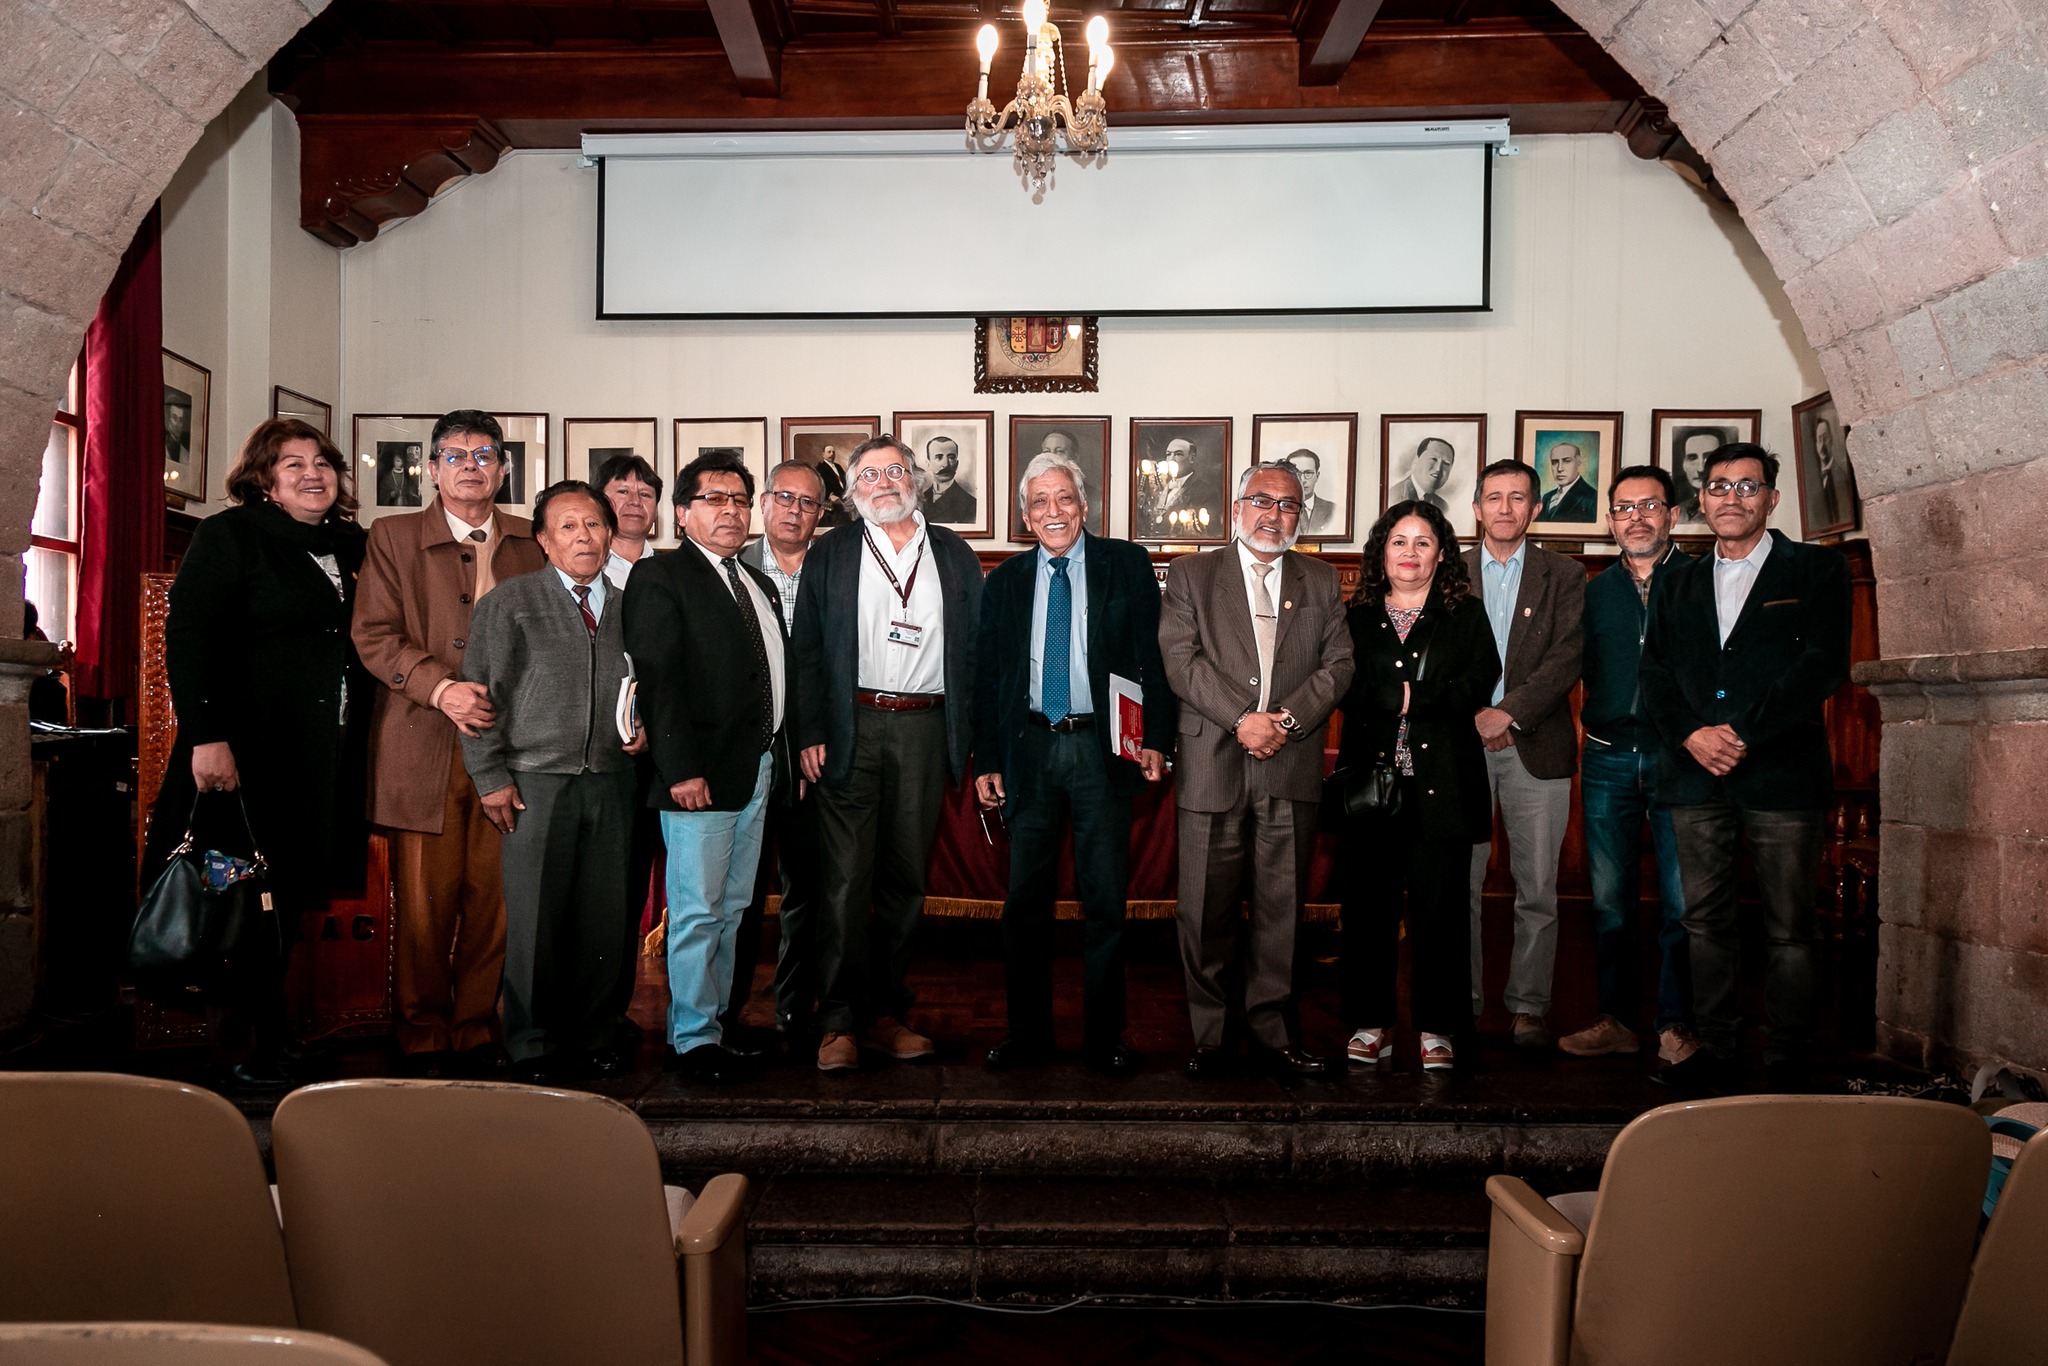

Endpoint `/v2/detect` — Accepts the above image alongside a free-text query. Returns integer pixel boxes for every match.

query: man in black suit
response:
[1639,443,1851,1095]
[624,453,789,1083]
[917,436,978,525]
[972,452,1176,1077]
[1539,442,1598,524]
[793,436,984,1072]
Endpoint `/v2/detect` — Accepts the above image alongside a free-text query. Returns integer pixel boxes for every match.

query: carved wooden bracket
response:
[1617,97,1730,206]
[298,115,512,248]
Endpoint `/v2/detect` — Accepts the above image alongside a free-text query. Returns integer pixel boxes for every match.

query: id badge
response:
[887,619,924,649]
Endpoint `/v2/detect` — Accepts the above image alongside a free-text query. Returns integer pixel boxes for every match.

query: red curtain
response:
[75,205,164,711]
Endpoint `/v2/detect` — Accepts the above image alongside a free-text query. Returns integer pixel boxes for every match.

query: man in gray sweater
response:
[462,479,644,1084]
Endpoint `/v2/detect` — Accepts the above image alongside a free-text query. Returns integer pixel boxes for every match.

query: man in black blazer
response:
[1640,443,1851,1094]
[972,453,1176,1077]
[1539,442,1598,524]
[624,454,789,1083]
[792,437,984,1072]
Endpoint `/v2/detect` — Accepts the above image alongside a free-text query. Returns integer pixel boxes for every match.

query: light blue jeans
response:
[661,753,773,1054]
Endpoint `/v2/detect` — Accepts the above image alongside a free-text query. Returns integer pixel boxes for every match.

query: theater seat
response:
[271,1080,747,1366]
[1483,1095,1988,1366]
[0,1323,389,1365]
[1948,1120,2048,1366]
[0,1073,296,1328]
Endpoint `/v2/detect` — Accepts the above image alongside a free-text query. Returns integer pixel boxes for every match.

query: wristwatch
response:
[1275,709,1301,736]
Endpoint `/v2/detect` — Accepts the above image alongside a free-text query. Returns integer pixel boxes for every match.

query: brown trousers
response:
[387,748,507,1054]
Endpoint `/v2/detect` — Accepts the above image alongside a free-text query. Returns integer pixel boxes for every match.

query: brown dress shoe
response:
[816,1032,859,1072]
[1510,1013,1553,1050]
[863,1016,935,1060]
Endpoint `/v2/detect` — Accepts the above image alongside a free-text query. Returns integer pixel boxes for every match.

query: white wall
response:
[160,77,341,513]
[338,131,1823,548]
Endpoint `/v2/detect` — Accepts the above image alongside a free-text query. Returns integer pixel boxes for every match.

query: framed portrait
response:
[1380,414,1485,544]
[674,417,768,546]
[162,349,210,506]
[1516,410,1623,540]
[1792,391,1857,539]
[1651,409,1760,535]
[1130,417,1231,546]
[492,412,549,518]
[564,418,658,485]
[895,411,995,540]
[1251,413,1358,544]
[974,316,1099,394]
[272,385,331,437]
[352,414,440,521]
[1011,415,1110,540]
[782,416,879,530]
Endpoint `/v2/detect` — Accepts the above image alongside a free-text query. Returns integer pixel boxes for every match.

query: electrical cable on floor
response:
[748,1294,1482,1316]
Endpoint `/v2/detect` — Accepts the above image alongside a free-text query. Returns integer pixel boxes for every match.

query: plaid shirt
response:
[742,538,802,633]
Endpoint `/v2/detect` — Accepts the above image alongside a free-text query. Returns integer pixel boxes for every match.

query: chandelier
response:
[967,2,1113,195]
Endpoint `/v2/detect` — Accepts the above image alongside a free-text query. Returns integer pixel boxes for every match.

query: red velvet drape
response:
[75,205,165,710]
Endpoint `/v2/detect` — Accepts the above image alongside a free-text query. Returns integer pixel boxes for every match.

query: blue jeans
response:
[660,753,773,1053]
[1581,743,1690,1034]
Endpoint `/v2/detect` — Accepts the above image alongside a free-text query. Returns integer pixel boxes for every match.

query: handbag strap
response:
[171,789,269,870]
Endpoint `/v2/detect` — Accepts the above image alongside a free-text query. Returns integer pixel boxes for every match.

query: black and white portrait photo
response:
[352,414,439,522]
[1011,416,1110,539]
[1793,392,1857,538]
[495,440,527,506]
[1131,417,1231,544]
[1381,414,1484,541]
[895,411,995,539]
[783,416,879,530]
[161,349,211,504]
[1252,414,1357,543]
[376,441,424,507]
[1651,409,1759,533]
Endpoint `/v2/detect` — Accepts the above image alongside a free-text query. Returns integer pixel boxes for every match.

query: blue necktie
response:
[1043,556,1072,724]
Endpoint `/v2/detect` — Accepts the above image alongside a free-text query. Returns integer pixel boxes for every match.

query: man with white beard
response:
[791,437,985,1073]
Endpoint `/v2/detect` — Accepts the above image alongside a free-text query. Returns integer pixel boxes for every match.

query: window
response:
[29,360,82,643]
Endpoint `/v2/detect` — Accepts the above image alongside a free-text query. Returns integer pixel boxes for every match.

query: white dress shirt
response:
[602,544,651,594]
[857,513,946,695]
[1712,532,1773,646]
[1235,538,1283,711]
[691,538,786,730]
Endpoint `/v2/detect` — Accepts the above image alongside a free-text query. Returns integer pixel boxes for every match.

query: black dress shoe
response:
[1185,1045,1234,1079]
[458,1044,511,1079]
[1255,1045,1331,1078]
[399,1049,457,1079]
[1085,1044,1140,1078]
[510,1055,577,1087]
[719,1024,777,1059]
[669,1044,753,1083]
[584,1047,631,1079]
[1651,1048,1734,1095]
[986,1037,1057,1070]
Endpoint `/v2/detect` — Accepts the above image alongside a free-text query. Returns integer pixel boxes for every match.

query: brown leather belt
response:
[857,689,944,712]
[1028,712,1094,733]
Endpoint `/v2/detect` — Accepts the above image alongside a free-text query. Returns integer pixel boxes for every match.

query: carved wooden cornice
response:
[298,116,513,248]
[1617,97,1729,206]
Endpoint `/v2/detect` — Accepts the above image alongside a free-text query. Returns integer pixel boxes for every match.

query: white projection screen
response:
[588,121,1504,318]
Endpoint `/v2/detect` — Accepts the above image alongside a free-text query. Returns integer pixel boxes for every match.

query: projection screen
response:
[587,121,1505,319]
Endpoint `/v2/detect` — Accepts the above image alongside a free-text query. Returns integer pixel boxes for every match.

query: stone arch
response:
[2,0,2043,1066]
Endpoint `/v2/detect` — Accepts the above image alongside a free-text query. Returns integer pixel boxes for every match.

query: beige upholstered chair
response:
[271,1079,747,1366]
[1949,1117,2048,1366]
[0,1324,387,1365]
[0,1073,296,1328]
[1484,1095,1988,1366]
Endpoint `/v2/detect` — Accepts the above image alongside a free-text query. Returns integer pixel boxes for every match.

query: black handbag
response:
[1322,624,1433,823]
[128,792,279,996]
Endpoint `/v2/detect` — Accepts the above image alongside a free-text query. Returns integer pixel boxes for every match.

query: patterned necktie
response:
[723,557,775,748]
[1251,562,1277,712]
[572,583,597,637]
[1043,556,1072,723]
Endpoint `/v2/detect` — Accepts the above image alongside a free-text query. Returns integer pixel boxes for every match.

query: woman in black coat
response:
[141,418,371,1090]
[1333,500,1500,1072]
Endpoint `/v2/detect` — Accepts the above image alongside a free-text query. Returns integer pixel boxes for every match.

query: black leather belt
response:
[1028,712,1094,734]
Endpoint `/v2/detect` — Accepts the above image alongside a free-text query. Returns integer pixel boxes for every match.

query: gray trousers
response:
[1468,745,1573,1018]
[1175,792,1320,1051]
[496,767,637,1061]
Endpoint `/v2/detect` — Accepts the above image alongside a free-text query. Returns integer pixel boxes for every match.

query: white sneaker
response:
[1347,1028,1386,1064]
[1420,1034,1455,1071]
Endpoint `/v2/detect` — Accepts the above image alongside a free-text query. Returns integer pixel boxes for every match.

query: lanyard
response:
[863,525,926,610]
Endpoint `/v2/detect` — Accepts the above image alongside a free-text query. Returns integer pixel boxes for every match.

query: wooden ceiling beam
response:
[705,0,784,94]
[1296,0,1385,84]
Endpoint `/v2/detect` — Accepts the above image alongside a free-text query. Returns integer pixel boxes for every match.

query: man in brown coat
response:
[354,410,545,1074]
[1159,460,1354,1080]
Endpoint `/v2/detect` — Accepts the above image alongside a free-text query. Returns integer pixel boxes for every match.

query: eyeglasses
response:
[854,463,910,485]
[1610,498,1668,519]
[1239,494,1304,517]
[768,490,823,513]
[1704,478,1768,499]
[435,445,501,468]
[687,491,749,508]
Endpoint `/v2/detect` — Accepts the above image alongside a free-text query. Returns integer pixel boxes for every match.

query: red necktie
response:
[573,584,598,637]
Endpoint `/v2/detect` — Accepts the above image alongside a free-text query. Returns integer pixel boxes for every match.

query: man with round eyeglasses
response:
[791,437,984,1073]
[354,409,545,1078]
[1639,443,1851,1096]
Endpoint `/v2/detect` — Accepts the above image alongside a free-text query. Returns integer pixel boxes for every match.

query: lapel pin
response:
[1283,600,1293,610]
[1522,606,1532,617]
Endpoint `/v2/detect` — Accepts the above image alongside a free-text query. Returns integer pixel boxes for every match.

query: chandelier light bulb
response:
[1097,45,1114,78]
[1022,0,1047,42]
[976,23,999,71]
[1085,15,1109,48]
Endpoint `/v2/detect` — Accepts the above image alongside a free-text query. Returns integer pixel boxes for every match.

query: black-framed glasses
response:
[1610,498,1668,518]
[435,445,501,468]
[854,463,910,485]
[1239,493,1304,517]
[687,491,749,509]
[768,490,823,513]
[1704,478,1767,499]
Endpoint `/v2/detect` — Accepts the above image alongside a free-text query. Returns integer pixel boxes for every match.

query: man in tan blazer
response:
[1159,461,1354,1079]
[354,410,545,1074]
[1460,459,1586,1050]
